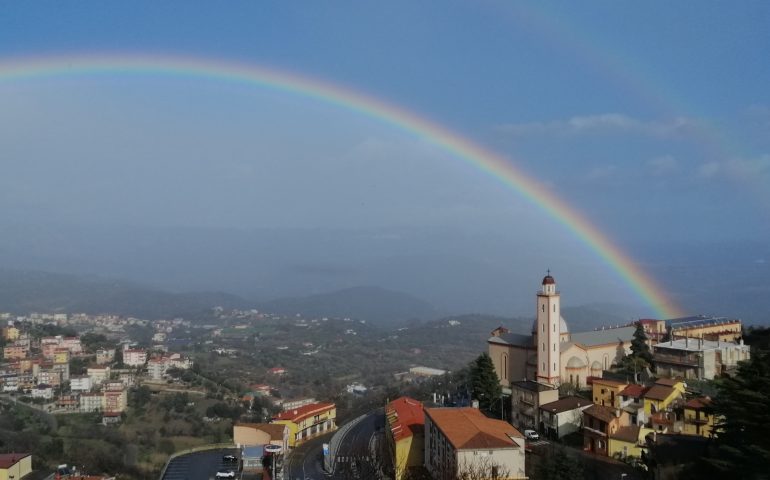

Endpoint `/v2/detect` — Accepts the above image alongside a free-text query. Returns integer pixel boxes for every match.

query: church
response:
[488,273,635,389]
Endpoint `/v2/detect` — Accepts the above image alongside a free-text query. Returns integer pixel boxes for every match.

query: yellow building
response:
[385,397,425,480]
[643,378,685,416]
[53,348,70,365]
[272,402,336,447]
[591,378,628,408]
[2,326,20,341]
[682,397,716,437]
[0,453,32,480]
[609,425,655,459]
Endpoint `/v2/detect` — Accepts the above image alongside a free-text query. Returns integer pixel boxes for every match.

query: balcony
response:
[685,417,709,425]
[653,353,699,367]
[583,425,607,437]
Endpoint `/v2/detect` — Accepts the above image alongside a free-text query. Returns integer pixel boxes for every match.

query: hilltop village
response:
[0,274,764,480]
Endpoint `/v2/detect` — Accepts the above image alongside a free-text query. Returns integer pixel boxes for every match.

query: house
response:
[608,425,655,460]
[95,348,115,365]
[582,404,631,456]
[87,366,110,385]
[80,392,103,412]
[640,315,743,344]
[233,423,289,452]
[424,407,526,480]
[32,384,54,400]
[102,412,122,425]
[539,396,592,439]
[147,358,167,380]
[642,378,685,417]
[385,397,425,480]
[122,349,147,367]
[70,375,92,392]
[272,402,336,447]
[3,345,26,360]
[591,377,627,408]
[0,453,32,480]
[618,384,649,425]
[682,397,716,438]
[268,367,286,375]
[510,379,558,433]
[653,337,750,380]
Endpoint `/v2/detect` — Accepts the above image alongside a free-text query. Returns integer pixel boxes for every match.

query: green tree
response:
[630,321,653,366]
[469,353,502,414]
[697,351,770,478]
[534,445,584,480]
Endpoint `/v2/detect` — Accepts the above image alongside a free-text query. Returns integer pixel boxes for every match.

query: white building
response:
[424,407,526,480]
[96,348,116,365]
[32,384,54,400]
[148,358,167,380]
[80,392,103,412]
[539,396,593,439]
[70,375,93,392]
[123,349,147,367]
[87,366,111,385]
[653,337,751,380]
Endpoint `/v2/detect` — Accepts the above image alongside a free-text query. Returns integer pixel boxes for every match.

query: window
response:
[553,362,556,371]
[553,305,556,312]
[542,304,545,312]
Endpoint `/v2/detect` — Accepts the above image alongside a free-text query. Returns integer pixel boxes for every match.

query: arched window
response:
[603,354,609,370]
[542,304,545,312]
[501,353,508,380]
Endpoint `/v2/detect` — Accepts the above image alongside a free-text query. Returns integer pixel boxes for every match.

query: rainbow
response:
[0,54,685,318]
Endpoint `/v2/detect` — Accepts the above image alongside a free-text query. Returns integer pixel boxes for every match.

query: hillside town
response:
[0,274,766,480]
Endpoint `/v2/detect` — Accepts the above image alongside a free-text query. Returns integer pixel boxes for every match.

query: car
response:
[215,469,236,478]
[222,454,237,462]
[524,429,540,441]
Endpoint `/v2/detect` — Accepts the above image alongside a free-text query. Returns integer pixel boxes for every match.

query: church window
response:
[553,305,556,312]
[542,342,545,352]
[553,324,556,332]
[542,362,545,371]
[553,362,556,371]
[542,305,545,312]
[553,343,556,352]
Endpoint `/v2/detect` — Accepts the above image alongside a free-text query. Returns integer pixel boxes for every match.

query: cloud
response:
[647,155,680,176]
[496,113,697,138]
[698,154,770,179]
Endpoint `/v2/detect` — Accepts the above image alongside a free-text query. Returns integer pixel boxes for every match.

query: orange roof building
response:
[386,397,425,480]
[272,402,336,447]
[424,407,526,479]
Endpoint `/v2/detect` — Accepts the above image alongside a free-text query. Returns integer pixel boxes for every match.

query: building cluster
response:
[486,274,750,465]
[386,396,527,480]
[0,321,192,425]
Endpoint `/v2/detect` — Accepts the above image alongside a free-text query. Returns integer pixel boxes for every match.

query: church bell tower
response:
[536,271,561,385]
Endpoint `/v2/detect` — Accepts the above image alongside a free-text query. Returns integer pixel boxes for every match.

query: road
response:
[163,448,240,480]
[283,432,333,480]
[283,409,383,480]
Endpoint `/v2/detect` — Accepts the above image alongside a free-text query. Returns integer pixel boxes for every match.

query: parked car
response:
[222,454,237,462]
[524,429,540,441]
[215,469,236,478]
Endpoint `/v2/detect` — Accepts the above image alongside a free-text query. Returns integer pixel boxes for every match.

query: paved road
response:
[284,433,333,480]
[163,448,240,480]
[331,410,383,479]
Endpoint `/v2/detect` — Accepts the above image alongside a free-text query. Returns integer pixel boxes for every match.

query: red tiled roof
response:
[654,378,682,387]
[273,402,335,423]
[644,385,675,401]
[610,425,641,443]
[387,397,424,442]
[583,404,618,424]
[591,377,627,387]
[424,407,523,451]
[0,453,31,468]
[684,397,711,410]
[619,384,649,398]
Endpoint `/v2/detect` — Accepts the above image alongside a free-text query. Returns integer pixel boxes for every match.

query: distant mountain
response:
[0,269,249,319]
[257,286,442,327]
[562,303,642,333]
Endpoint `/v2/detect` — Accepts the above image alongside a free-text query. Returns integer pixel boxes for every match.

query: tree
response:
[533,445,584,480]
[696,351,770,478]
[630,321,653,366]
[469,353,502,414]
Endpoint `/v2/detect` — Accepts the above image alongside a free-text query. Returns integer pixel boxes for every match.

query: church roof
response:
[566,356,587,369]
[488,333,531,348]
[531,316,569,334]
[569,326,635,347]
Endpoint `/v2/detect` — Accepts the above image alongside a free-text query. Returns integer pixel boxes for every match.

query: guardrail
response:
[326,413,368,473]
[158,443,236,480]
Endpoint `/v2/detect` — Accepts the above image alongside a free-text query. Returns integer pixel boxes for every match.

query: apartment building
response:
[424,407,526,480]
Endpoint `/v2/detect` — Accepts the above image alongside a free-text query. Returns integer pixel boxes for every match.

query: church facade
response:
[489,274,634,389]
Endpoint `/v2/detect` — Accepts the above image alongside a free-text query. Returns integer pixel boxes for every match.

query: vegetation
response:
[532,445,584,480]
[469,353,502,414]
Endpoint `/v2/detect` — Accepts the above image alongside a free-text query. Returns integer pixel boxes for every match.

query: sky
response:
[0,1,769,317]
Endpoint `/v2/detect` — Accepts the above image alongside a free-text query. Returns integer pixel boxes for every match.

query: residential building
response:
[385,397,425,480]
[3,345,26,360]
[281,398,317,411]
[80,392,103,412]
[643,378,685,417]
[103,387,127,413]
[582,404,631,456]
[608,425,655,460]
[53,348,71,365]
[233,423,289,452]
[408,366,447,377]
[424,407,526,480]
[87,366,110,385]
[70,375,93,392]
[489,274,634,388]
[640,315,743,344]
[591,377,628,408]
[2,325,20,341]
[0,453,32,480]
[96,348,115,365]
[618,384,649,425]
[682,397,716,438]
[147,358,166,380]
[32,384,54,400]
[510,379,558,432]
[123,349,147,367]
[539,396,592,439]
[272,402,336,447]
[56,394,79,411]
[653,338,750,380]
[37,368,62,387]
